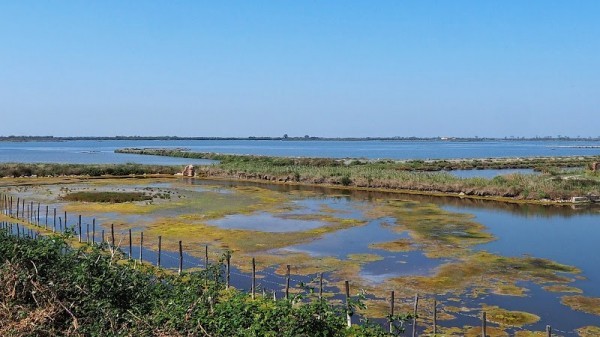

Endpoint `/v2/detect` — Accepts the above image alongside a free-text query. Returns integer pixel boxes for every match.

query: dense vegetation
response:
[62,191,153,203]
[117,149,600,201]
[115,148,600,171]
[0,230,399,336]
[2,150,600,201]
[0,163,179,178]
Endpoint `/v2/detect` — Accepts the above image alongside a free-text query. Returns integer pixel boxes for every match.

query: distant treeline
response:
[2,135,600,142]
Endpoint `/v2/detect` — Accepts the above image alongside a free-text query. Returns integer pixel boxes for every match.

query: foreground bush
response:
[0,231,391,336]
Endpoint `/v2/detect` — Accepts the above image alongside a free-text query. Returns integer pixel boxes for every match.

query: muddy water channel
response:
[3,177,600,336]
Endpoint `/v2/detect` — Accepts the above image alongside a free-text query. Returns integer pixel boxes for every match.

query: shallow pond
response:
[3,177,600,335]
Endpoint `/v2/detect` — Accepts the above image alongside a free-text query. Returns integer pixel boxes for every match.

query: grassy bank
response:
[0,229,393,337]
[115,147,600,171]
[3,150,600,202]
[116,148,600,202]
[0,163,179,177]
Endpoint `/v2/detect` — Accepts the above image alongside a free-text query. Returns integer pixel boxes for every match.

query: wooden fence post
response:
[389,290,395,333]
[53,208,56,233]
[412,294,419,337]
[78,215,82,243]
[111,223,115,249]
[59,217,62,232]
[64,211,67,230]
[226,251,231,289]
[128,229,132,258]
[37,203,40,225]
[433,298,437,336]
[205,244,209,268]
[16,197,19,219]
[92,219,95,244]
[45,205,48,229]
[319,273,323,300]
[178,241,183,275]
[86,223,89,243]
[482,311,487,337]
[285,265,291,300]
[251,258,256,300]
[345,280,351,327]
[157,235,162,267]
[139,232,143,263]
[546,325,551,337]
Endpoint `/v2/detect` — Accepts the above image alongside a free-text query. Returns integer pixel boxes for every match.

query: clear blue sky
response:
[1,1,599,138]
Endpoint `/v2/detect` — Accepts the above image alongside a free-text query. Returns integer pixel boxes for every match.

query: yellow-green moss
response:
[482,305,540,327]
[368,199,494,258]
[543,285,583,294]
[561,295,600,316]
[577,326,600,337]
[514,331,549,337]
[383,251,579,296]
[463,325,508,337]
[346,253,384,263]
[369,238,414,252]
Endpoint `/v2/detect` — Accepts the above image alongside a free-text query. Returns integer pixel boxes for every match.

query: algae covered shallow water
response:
[2,177,599,335]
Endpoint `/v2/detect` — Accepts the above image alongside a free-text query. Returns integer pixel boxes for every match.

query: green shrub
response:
[0,231,397,336]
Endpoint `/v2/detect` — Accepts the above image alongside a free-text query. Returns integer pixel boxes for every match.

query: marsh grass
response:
[0,162,179,177]
[62,191,152,203]
[140,148,599,201]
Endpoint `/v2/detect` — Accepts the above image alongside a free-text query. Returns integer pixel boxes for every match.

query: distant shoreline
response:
[1,136,600,142]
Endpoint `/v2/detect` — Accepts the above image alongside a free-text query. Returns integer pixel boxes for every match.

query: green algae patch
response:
[561,295,600,316]
[543,284,583,293]
[62,191,152,203]
[369,238,414,252]
[383,251,579,296]
[370,199,494,258]
[64,200,162,215]
[493,283,528,297]
[514,331,551,337]
[63,182,287,220]
[464,325,508,337]
[259,253,348,275]
[346,253,384,263]
[577,326,600,337]
[144,214,364,257]
[437,327,469,336]
[483,305,540,327]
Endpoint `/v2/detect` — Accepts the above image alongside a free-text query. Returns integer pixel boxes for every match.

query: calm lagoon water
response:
[1,139,600,163]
